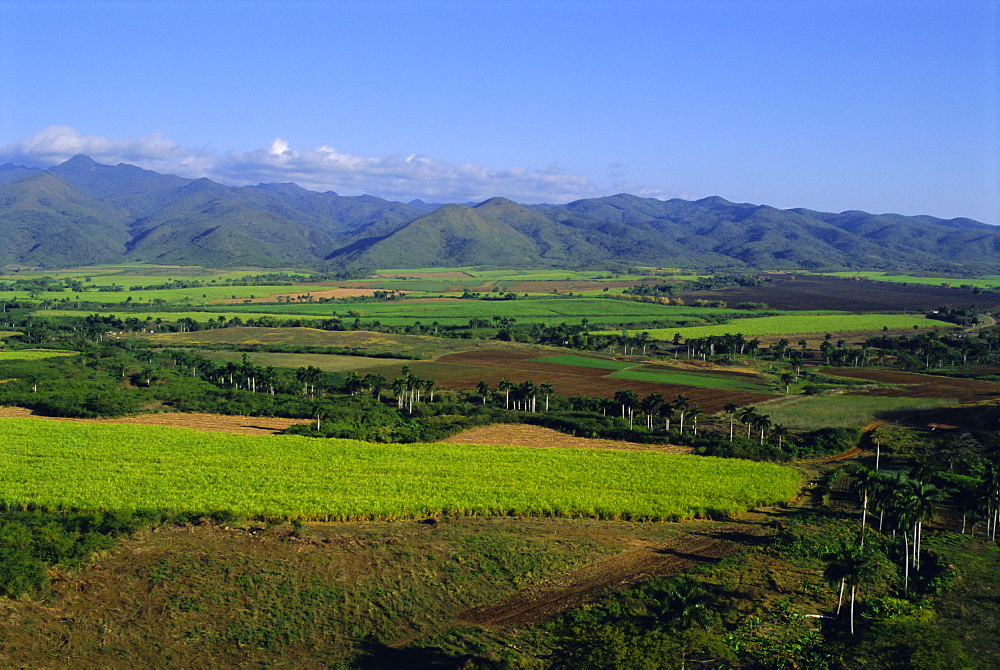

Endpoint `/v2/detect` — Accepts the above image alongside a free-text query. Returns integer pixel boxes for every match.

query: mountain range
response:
[1,155,997,273]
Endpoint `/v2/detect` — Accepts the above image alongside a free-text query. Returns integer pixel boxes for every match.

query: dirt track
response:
[458,524,769,627]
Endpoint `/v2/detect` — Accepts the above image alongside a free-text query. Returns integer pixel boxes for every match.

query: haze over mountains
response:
[1,155,997,273]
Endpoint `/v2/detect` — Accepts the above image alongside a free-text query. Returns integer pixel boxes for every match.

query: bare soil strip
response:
[440,423,691,454]
[458,525,767,627]
[0,406,303,435]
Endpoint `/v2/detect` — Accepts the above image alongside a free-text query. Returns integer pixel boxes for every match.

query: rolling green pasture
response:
[0,349,77,361]
[0,419,800,521]
[820,272,1000,289]
[599,313,936,340]
[754,395,958,429]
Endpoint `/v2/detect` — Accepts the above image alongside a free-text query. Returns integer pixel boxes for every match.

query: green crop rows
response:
[609,367,769,392]
[0,419,800,522]
[599,313,935,340]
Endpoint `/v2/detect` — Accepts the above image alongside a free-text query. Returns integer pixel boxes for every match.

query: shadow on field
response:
[355,640,503,670]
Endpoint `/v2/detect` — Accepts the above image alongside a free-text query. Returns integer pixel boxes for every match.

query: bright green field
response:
[609,367,769,393]
[756,395,958,429]
[0,419,800,521]
[0,349,77,361]
[599,314,936,340]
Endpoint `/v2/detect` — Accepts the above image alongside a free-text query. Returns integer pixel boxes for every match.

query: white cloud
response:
[1,126,185,166]
[1,126,675,204]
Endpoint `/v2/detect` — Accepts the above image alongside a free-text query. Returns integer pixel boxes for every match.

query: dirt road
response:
[458,524,769,627]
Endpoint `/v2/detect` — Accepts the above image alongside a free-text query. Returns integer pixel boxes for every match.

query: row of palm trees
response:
[721,402,790,447]
[479,379,555,412]
[611,391,705,433]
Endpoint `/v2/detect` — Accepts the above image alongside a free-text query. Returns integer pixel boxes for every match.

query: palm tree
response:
[641,392,664,430]
[310,400,328,431]
[613,389,639,428]
[910,481,940,572]
[476,380,490,405]
[661,401,675,432]
[723,401,738,441]
[499,378,512,410]
[850,466,879,548]
[391,377,407,409]
[343,371,362,395]
[753,413,772,444]
[674,394,690,434]
[779,372,795,394]
[739,406,758,440]
[540,382,554,411]
[520,380,537,412]
[364,373,387,399]
[771,424,790,452]
[824,544,877,635]
[688,405,703,435]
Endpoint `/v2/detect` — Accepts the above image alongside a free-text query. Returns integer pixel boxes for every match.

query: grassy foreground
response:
[0,418,799,521]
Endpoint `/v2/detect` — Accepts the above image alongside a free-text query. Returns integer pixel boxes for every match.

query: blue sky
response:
[1,0,997,223]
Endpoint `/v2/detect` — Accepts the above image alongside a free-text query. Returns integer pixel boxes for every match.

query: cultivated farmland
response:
[0,418,799,521]
[603,313,936,340]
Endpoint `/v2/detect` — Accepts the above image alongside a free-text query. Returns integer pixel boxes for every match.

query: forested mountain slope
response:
[1,156,996,272]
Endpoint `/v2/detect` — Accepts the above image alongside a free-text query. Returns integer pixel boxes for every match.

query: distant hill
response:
[1,155,997,272]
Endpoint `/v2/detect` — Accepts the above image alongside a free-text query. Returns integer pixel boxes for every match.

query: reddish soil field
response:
[681,275,1000,312]
[373,271,475,279]
[440,423,690,454]
[220,288,392,303]
[825,368,1000,403]
[434,349,773,412]
[505,279,660,293]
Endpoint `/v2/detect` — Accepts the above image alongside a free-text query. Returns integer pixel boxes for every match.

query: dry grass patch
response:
[0,406,302,435]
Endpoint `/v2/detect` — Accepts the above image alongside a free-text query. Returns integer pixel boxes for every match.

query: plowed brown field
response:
[826,368,1000,403]
[681,274,1000,311]
[0,407,303,435]
[433,349,773,412]
[440,423,690,454]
